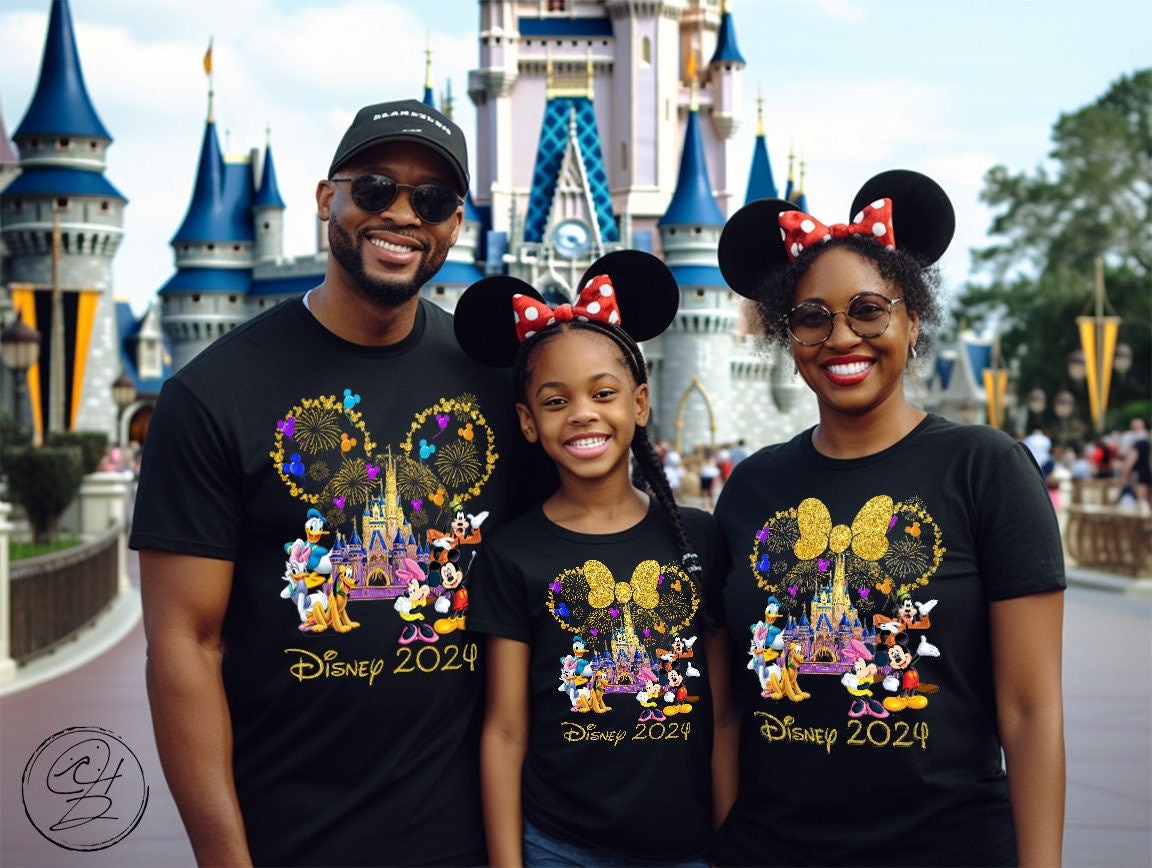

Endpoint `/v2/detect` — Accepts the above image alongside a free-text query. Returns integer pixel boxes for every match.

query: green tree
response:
[3,446,85,545]
[955,69,1151,435]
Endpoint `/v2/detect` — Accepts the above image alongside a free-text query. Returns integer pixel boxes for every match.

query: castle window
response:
[100,201,110,212]
[89,141,98,151]
[10,198,23,212]
[262,221,270,231]
[641,37,651,66]
[206,244,216,251]
[547,0,566,10]
[433,285,446,296]
[57,138,70,150]
[228,295,239,304]
[53,197,68,211]
[191,294,202,304]
[695,288,707,301]
[232,244,241,252]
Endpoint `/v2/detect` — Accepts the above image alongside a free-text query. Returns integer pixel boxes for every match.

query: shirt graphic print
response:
[745,493,944,735]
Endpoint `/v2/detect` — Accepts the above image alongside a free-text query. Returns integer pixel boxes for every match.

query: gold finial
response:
[756,82,764,137]
[442,79,454,119]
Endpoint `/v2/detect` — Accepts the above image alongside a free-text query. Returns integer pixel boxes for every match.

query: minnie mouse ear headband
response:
[453,250,680,367]
[718,169,955,300]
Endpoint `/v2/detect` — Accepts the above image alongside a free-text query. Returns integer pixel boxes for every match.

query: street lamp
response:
[1113,342,1133,377]
[1,314,43,443]
[1025,387,1047,432]
[1053,390,1076,446]
[111,370,137,446]
[1067,349,1086,383]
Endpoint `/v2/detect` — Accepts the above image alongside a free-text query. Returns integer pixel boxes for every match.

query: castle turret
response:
[655,91,733,452]
[160,85,255,371]
[252,133,286,263]
[706,0,746,142]
[1,0,126,440]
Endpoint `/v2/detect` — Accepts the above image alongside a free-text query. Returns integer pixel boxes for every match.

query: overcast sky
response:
[1,0,1148,315]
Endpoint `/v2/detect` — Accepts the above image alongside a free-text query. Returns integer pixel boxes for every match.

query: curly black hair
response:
[753,235,943,358]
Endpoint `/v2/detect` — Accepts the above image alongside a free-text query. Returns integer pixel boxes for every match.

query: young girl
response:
[454,251,735,866]
[711,170,1066,866]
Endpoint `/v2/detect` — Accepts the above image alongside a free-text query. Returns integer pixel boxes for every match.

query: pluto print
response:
[745,493,945,729]
[271,390,498,645]
[548,556,702,722]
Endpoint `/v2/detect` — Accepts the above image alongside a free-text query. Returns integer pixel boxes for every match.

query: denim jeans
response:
[522,819,710,868]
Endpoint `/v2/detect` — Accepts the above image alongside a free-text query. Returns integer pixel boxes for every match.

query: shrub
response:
[3,446,85,544]
[45,430,108,475]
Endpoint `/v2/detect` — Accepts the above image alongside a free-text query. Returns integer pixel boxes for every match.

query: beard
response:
[327,219,448,307]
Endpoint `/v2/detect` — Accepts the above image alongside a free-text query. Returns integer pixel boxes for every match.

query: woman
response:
[711,170,1066,866]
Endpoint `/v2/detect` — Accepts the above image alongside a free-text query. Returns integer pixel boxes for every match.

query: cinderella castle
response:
[2,0,843,454]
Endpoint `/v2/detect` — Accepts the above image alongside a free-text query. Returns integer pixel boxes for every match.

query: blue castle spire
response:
[709,1,746,66]
[254,140,286,209]
[744,89,779,203]
[6,0,124,203]
[14,0,110,141]
[171,117,254,244]
[659,104,724,227]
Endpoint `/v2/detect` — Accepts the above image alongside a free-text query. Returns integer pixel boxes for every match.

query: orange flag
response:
[203,38,213,76]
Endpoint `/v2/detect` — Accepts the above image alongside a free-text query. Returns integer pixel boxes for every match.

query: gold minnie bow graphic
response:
[794,495,894,563]
[585,559,661,611]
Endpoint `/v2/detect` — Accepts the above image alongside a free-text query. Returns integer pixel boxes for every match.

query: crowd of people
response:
[129,100,1070,866]
[1020,418,1151,511]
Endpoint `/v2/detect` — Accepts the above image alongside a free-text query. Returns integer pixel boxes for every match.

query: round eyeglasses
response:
[783,293,905,346]
[329,174,463,224]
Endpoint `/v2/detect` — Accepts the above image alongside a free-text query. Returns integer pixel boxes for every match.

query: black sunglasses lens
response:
[410,185,460,223]
[349,175,398,212]
[346,176,458,223]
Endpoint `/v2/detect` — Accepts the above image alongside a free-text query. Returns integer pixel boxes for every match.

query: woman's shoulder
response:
[915,413,1023,456]
[726,430,808,477]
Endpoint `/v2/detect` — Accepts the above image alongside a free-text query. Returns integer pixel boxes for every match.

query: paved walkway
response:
[1,552,1149,867]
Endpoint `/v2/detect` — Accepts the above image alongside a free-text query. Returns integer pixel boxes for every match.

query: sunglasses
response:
[329,174,463,224]
[784,292,904,346]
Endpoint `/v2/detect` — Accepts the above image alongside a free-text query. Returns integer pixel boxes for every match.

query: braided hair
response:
[512,320,703,584]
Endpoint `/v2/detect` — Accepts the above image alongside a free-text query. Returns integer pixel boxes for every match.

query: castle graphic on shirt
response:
[547,558,704,720]
[270,391,496,641]
[744,494,947,717]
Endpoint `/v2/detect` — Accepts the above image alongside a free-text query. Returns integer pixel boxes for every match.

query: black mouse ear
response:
[577,250,680,342]
[453,275,543,367]
[850,170,954,265]
[718,198,802,299]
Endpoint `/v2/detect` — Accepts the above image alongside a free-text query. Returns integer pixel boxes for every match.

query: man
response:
[132,100,526,865]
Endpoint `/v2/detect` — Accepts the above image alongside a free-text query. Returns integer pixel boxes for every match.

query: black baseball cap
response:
[328,99,469,195]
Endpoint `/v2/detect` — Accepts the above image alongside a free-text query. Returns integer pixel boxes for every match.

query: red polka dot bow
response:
[512,274,622,342]
[778,198,896,261]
